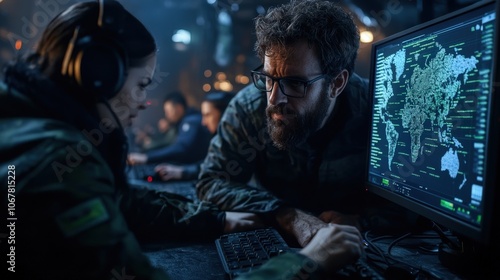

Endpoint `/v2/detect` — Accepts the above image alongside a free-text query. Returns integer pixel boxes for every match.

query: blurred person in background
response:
[128,91,212,165]
[155,91,234,181]
[0,2,262,279]
[0,1,365,279]
[133,118,177,152]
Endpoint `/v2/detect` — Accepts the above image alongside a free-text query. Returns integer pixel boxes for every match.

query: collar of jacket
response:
[3,61,129,190]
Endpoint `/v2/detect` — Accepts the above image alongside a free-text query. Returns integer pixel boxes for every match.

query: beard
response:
[266,87,330,150]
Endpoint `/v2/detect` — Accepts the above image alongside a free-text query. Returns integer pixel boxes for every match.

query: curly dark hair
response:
[254,0,359,77]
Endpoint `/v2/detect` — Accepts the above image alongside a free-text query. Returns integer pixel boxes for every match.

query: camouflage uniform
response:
[0,67,225,279]
[197,74,371,216]
[0,65,324,279]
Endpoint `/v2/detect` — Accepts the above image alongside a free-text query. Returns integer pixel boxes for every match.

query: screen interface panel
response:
[368,4,496,230]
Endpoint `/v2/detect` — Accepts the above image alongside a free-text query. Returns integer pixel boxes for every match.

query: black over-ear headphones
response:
[61,0,128,100]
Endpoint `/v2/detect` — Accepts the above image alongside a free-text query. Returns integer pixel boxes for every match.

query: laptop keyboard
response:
[215,228,290,278]
[215,228,386,279]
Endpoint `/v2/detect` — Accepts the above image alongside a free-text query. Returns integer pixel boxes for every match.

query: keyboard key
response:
[215,228,291,277]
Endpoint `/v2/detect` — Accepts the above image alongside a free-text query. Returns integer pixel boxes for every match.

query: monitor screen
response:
[366,0,498,243]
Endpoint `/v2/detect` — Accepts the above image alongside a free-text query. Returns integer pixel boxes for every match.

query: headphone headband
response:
[61,0,128,100]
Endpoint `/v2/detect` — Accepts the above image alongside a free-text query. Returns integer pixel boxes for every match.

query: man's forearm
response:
[273,207,328,247]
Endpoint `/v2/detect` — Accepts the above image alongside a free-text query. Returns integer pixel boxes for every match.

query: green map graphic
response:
[378,42,478,182]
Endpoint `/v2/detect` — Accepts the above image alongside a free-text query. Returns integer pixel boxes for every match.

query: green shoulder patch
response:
[55,198,110,237]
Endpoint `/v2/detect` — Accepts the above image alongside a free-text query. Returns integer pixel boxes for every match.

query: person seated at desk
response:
[155,91,234,181]
[128,91,212,165]
[0,2,265,278]
[133,118,177,152]
[0,1,366,279]
[197,0,375,248]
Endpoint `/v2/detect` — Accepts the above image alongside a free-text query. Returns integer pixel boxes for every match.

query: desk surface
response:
[143,241,451,280]
[132,179,482,279]
[130,179,222,278]
[142,231,484,280]
[144,242,226,280]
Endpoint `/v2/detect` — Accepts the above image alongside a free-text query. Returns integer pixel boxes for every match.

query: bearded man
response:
[197,0,373,248]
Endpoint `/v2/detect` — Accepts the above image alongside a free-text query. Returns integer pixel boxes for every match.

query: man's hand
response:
[299,224,364,275]
[128,153,148,165]
[275,208,328,247]
[155,164,183,181]
[224,212,265,233]
[319,210,361,230]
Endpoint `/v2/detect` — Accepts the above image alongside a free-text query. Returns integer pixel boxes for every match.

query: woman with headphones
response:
[1,0,365,279]
[0,1,261,279]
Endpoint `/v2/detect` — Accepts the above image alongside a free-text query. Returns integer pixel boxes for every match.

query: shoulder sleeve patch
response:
[55,198,110,237]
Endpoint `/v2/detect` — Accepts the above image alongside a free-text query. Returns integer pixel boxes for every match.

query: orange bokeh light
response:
[15,40,22,50]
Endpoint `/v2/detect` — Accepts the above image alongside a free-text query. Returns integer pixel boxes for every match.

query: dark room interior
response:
[1,1,498,279]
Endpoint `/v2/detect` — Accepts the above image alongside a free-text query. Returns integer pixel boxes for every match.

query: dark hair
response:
[31,1,156,90]
[203,91,234,113]
[164,91,187,109]
[254,0,359,77]
[17,1,155,188]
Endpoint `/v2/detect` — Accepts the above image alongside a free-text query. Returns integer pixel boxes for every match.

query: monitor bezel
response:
[366,0,499,244]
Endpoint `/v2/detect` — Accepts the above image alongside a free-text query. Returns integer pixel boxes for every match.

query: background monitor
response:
[366,0,499,245]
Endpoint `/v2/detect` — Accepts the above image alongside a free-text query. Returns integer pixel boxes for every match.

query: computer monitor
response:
[366,0,499,246]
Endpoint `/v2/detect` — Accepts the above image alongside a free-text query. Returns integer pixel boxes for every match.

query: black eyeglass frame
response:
[250,65,328,98]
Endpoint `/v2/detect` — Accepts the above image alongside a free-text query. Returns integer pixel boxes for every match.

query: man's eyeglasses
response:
[251,65,327,98]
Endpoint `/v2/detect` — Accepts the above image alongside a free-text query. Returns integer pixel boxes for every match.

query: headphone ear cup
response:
[66,35,127,99]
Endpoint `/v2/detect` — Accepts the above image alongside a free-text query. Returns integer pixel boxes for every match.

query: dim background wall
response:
[0,0,478,130]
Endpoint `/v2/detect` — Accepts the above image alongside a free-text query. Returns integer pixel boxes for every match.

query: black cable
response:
[363,230,447,279]
[364,231,392,266]
[387,232,412,257]
[100,97,125,134]
[382,232,446,279]
[431,222,461,250]
[100,97,131,173]
[369,234,394,243]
